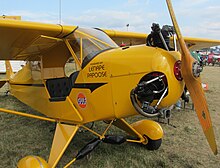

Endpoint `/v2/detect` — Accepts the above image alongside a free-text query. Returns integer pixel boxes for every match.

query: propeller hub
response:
[192,61,202,78]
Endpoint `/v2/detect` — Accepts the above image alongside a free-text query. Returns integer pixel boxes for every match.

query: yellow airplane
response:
[0,0,219,167]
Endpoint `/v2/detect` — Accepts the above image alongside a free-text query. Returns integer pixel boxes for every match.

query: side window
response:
[65,27,117,73]
[64,57,80,77]
[30,61,41,80]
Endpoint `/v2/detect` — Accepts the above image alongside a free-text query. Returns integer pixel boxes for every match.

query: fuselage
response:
[8,44,184,124]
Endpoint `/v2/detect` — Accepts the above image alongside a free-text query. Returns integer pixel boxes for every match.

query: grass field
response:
[0,66,220,168]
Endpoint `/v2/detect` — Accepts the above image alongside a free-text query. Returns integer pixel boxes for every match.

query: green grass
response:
[0,66,220,168]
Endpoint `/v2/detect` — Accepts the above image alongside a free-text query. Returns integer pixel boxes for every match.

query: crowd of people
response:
[192,50,220,66]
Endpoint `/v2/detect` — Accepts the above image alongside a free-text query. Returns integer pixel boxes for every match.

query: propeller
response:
[166,0,217,155]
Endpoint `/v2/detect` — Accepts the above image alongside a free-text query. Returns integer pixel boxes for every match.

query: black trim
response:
[82,48,113,69]
[10,82,107,93]
[49,97,66,102]
[73,83,107,92]
[62,26,78,38]
[10,83,44,87]
[94,28,112,37]
[46,77,71,99]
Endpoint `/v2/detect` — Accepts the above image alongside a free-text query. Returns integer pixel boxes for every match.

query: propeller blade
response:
[166,0,217,155]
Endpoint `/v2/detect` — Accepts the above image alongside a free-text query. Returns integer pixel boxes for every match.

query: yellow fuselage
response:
[9,45,184,124]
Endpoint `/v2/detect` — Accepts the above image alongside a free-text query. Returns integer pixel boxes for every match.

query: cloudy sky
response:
[1,0,220,39]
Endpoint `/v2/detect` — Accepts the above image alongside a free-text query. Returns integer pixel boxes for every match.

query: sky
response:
[1,0,220,39]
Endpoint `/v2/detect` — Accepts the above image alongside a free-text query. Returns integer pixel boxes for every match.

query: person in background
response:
[190,50,203,70]
[207,51,215,66]
[191,50,201,61]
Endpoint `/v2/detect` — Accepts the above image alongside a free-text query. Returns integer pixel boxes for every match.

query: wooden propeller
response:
[166,0,217,155]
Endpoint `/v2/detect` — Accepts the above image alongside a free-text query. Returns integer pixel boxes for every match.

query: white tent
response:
[0,61,25,73]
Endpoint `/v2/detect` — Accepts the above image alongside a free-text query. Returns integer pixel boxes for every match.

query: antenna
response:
[59,0,62,24]
[126,24,129,31]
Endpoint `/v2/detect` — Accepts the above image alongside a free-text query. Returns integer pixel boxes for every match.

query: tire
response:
[145,137,162,150]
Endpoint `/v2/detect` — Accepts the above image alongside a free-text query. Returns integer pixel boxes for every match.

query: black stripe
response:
[11,83,107,92]
[62,26,78,38]
[11,82,107,92]
[10,83,44,87]
[73,83,107,92]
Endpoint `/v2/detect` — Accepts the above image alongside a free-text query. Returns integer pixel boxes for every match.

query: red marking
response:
[120,43,126,47]
[77,93,87,108]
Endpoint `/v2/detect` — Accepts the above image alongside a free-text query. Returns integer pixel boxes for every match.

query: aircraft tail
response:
[5,60,14,79]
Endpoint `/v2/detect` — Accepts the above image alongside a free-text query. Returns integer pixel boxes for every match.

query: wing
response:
[103,29,147,46]
[103,29,220,51]
[183,37,220,51]
[1,19,219,61]
[0,19,76,60]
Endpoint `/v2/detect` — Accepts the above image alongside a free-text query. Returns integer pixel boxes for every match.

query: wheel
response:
[130,120,163,150]
[145,137,162,150]
[17,156,49,168]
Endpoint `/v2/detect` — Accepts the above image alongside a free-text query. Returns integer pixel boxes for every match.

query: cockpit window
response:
[67,27,118,67]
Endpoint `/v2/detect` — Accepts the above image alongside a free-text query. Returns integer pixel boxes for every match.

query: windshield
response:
[67,27,118,67]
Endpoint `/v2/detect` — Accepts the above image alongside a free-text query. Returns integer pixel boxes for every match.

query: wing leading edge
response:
[103,29,220,51]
